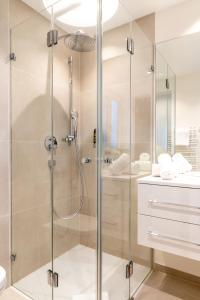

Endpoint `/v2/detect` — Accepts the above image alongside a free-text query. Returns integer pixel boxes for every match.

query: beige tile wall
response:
[10,0,81,282]
[0,0,11,284]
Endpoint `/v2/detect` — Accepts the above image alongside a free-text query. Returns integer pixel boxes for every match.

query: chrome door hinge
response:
[126,260,133,279]
[10,53,16,61]
[48,160,56,169]
[47,30,58,47]
[47,269,59,287]
[11,253,17,262]
[166,78,170,89]
[127,38,134,55]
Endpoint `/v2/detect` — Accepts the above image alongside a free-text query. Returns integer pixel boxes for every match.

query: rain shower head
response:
[64,31,96,52]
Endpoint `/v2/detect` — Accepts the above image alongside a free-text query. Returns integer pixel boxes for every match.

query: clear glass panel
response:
[52,1,98,299]
[155,49,176,160]
[11,5,53,300]
[101,2,132,299]
[130,14,153,297]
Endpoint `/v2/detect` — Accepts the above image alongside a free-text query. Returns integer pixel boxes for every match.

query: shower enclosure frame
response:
[10,1,153,299]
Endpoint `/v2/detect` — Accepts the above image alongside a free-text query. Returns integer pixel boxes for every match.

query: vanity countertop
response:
[103,171,149,182]
[138,174,200,189]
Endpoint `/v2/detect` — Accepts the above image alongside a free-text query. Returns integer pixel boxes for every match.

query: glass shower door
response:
[11,6,54,300]
[51,2,98,299]
[101,2,133,299]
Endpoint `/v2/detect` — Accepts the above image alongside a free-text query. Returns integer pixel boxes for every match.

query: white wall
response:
[156,0,200,42]
[0,0,10,283]
[176,73,200,129]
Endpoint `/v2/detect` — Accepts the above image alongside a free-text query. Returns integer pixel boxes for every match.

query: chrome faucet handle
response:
[62,135,74,145]
[81,157,92,164]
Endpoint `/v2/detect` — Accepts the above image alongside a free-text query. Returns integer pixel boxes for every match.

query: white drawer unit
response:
[137,175,200,261]
[138,183,200,225]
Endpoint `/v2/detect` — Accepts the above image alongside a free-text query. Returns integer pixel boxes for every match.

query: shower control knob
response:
[44,136,58,151]
[81,157,92,164]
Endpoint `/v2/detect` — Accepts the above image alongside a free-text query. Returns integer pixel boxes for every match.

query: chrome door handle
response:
[148,231,200,247]
[148,199,200,210]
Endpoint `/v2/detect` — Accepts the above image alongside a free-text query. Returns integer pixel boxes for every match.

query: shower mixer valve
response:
[44,136,58,151]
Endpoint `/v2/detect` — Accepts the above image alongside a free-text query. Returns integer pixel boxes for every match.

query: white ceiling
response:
[157,31,200,76]
[22,0,188,34]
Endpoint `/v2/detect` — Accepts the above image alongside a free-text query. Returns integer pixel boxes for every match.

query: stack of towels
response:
[152,153,192,180]
[108,152,151,176]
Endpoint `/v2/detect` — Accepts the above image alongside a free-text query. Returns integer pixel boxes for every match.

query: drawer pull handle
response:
[149,200,200,210]
[148,231,200,247]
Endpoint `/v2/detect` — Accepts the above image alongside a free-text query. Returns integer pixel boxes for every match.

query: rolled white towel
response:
[108,153,130,175]
[172,153,192,174]
[158,153,172,167]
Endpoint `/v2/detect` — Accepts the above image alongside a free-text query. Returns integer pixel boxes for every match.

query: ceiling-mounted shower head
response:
[64,30,96,52]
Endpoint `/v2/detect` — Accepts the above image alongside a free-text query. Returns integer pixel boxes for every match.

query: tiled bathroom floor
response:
[2,270,200,300]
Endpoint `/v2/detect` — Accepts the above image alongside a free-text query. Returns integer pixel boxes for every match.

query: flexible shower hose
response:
[53,137,85,220]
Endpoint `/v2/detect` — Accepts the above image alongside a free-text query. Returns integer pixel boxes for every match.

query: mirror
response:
[156,31,200,171]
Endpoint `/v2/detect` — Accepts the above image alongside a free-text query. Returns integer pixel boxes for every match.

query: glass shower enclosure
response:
[10,1,152,299]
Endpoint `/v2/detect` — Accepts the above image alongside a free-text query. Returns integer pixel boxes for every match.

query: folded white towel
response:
[109,153,130,175]
[172,153,192,174]
[176,128,189,146]
[122,162,140,175]
[134,160,151,172]
[160,164,177,180]
[139,152,150,161]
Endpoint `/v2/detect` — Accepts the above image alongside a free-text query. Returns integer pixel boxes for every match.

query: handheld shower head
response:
[71,111,78,140]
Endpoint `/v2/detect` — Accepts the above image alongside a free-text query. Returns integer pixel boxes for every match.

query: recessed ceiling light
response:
[43,0,119,27]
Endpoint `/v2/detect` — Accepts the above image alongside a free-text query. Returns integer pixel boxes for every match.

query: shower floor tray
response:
[14,244,149,300]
